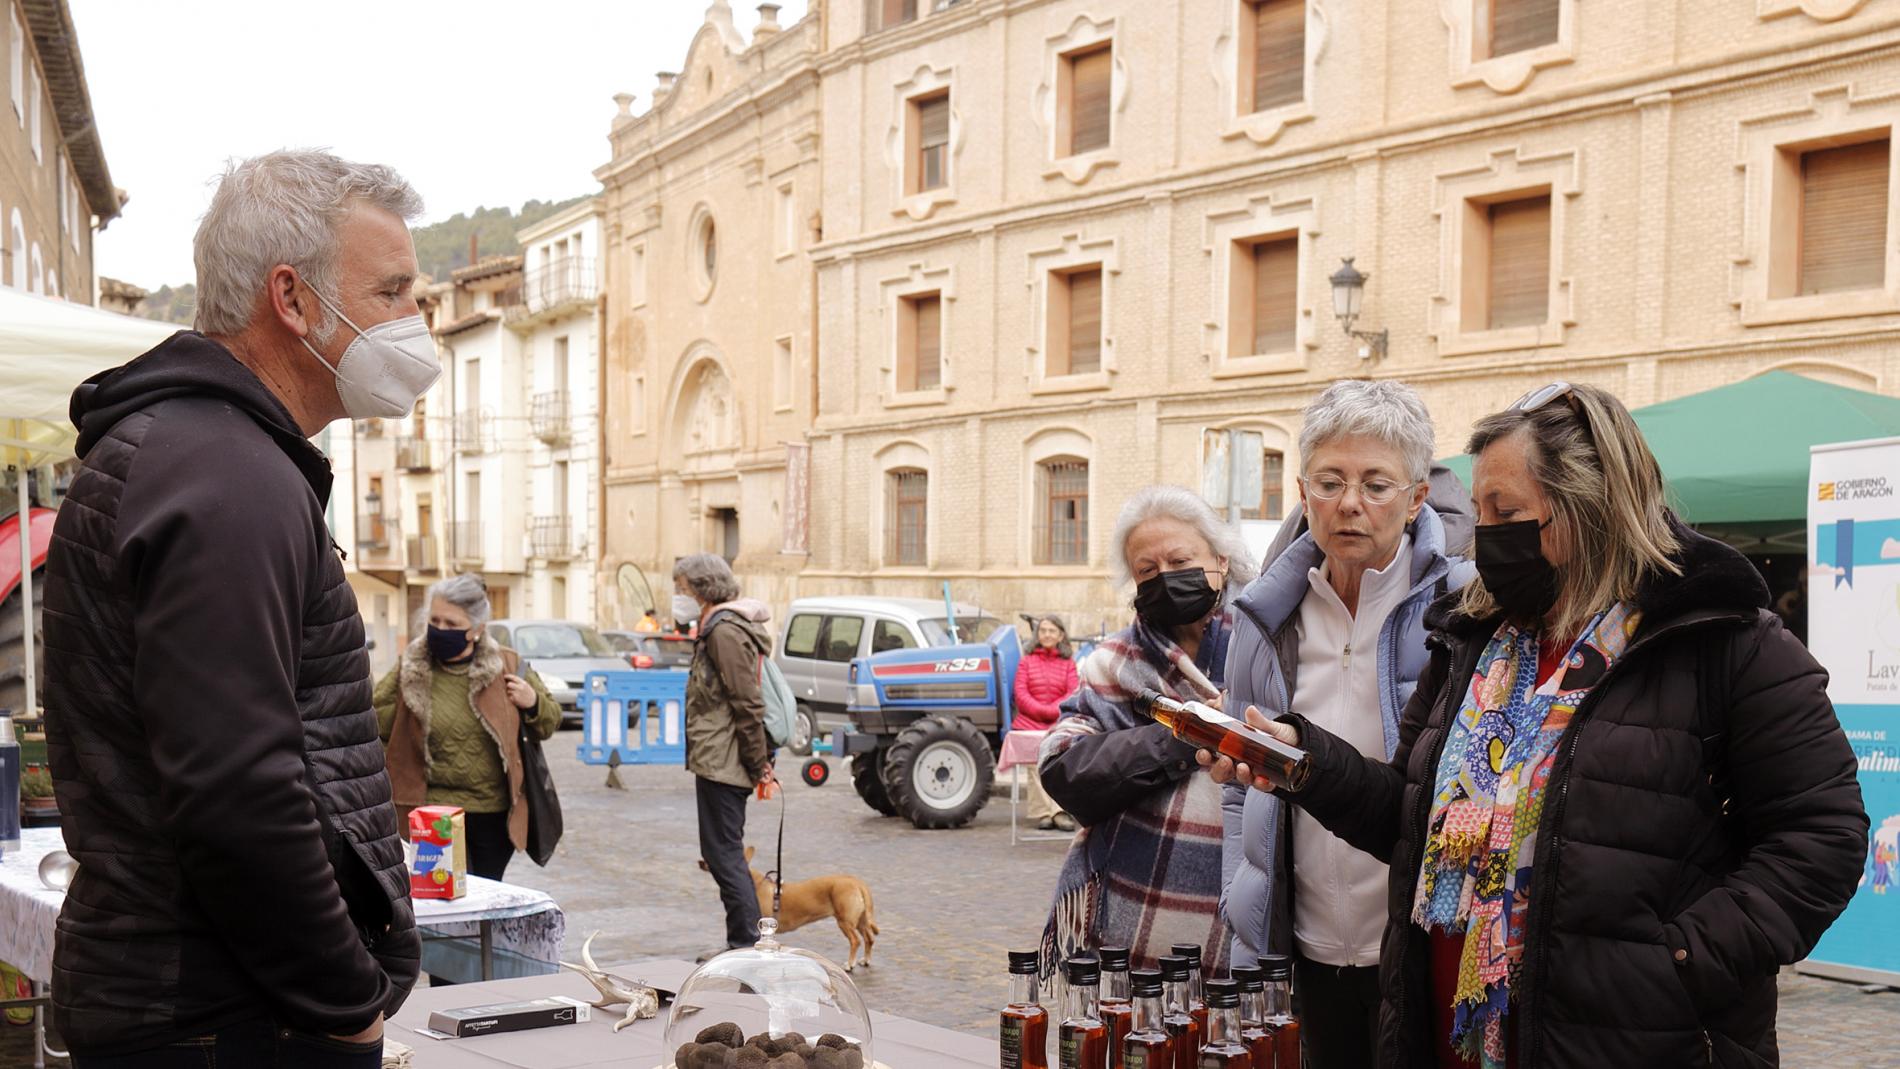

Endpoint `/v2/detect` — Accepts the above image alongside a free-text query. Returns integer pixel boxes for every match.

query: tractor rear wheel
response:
[851,749,897,816]
[881,714,994,830]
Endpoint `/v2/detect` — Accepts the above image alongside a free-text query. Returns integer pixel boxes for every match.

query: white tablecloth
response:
[0,828,67,982]
[0,830,565,984]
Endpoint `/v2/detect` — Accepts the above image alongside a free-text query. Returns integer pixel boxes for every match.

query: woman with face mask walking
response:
[375,573,562,883]
[1206,384,1866,1069]
[1037,485,1258,975]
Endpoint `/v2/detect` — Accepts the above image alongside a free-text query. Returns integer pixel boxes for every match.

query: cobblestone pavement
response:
[7,742,1900,1066]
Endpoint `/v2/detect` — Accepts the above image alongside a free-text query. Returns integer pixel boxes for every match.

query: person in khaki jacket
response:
[374,573,561,882]
[674,553,778,955]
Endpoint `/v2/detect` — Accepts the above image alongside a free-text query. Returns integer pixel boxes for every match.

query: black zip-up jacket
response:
[42,332,419,1054]
[1277,522,1865,1068]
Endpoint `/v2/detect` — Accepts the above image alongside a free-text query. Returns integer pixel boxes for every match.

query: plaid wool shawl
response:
[1037,613,1235,978]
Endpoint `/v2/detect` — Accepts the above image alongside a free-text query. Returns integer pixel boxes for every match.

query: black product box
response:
[423,995,592,1038]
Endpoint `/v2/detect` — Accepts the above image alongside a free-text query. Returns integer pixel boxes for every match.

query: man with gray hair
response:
[42,150,433,1065]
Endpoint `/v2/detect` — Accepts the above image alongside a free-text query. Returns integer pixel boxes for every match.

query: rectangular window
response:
[1485,193,1551,330]
[784,614,822,658]
[818,615,864,662]
[912,92,950,193]
[1038,460,1090,565]
[26,56,38,161]
[1242,450,1287,520]
[553,336,569,389]
[868,0,918,31]
[1243,0,1305,114]
[895,291,942,393]
[886,469,928,566]
[1800,138,1890,295]
[774,336,794,410]
[9,9,20,123]
[465,357,482,415]
[776,183,796,256]
[1063,45,1113,156]
[553,460,569,513]
[871,618,918,652]
[1065,268,1103,375]
[1234,235,1297,355]
[1488,0,1559,58]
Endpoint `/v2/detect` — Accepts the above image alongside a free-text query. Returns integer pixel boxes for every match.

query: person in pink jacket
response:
[1013,615,1081,831]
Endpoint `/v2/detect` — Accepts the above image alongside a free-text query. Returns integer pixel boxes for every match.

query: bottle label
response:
[1001,1017,1023,1069]
[1058,1034,1081,1068]
[1190,703,1243,730]
[1126,1050,1149,1069]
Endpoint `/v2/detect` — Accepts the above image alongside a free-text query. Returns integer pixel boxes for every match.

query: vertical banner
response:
[781,442,811,555]
[1806,436,1900,984]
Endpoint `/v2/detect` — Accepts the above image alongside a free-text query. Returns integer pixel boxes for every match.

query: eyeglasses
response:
[1512,381,1578,414]
[1300,474,1416,506]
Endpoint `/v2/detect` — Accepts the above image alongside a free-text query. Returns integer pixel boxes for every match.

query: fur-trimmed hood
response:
[397,634,509,772]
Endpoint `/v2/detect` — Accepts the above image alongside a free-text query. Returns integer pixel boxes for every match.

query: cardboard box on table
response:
[409,805,468,900]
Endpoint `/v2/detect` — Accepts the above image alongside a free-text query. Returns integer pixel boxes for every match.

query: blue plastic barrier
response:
[577,669,689,765]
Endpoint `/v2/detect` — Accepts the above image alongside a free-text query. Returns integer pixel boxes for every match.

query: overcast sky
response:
[69,0,809,291]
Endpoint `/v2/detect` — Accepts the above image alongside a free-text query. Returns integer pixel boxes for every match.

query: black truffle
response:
[730,1047,770,1069]
[839,1049,864,1069]
[697,1022,745,1048]
[675,1043,701,1066]
[809,1049,846,1069]
[766,1055,805,1069]
[815,1034,851,1050]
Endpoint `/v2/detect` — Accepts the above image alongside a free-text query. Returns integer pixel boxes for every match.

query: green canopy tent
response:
[1440,371,1900,551]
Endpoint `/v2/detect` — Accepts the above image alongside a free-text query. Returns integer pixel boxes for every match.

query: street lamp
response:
[1329,257,1388,361]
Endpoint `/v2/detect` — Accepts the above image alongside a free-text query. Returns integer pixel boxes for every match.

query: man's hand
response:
[329,1012,384,1046]
[502,673,536,710]
[756,765,780,800]
[1195,705,1300,791]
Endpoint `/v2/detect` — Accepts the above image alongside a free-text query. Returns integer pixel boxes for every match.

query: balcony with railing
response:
[406,533,439,573]
[504,257,597,325]
[454,410,492,455]
[355,513,402,566]
[396,436,433,471]
[530,391,571,445]
[449,521,484,564]
[531,515,575,561]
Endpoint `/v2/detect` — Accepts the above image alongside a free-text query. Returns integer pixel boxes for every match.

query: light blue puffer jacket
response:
[1218,504,1475,966]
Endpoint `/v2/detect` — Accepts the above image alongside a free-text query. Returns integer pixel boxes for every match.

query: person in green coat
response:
[374,573,560,880]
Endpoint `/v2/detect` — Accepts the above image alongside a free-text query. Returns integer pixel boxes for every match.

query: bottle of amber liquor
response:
[1137,692,1310,791]
[1059,956,1108,1069]
[1256,955,1300,1069]
[1001,949,1050,1069]
[1196,979,1253,1069]
[1158,956,1202,1069]
[1229,966,1270,1067]
[1121,968,1175,1069]
[1168,944,1210,1044]
[1096,946,1134,1068]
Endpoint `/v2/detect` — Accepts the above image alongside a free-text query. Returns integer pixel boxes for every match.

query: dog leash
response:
[762,785,786,921]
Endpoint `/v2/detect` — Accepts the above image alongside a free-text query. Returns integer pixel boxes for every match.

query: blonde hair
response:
[1459,383,1680,639]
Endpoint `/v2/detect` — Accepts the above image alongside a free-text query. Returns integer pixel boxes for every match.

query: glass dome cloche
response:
[661,918,881,1069]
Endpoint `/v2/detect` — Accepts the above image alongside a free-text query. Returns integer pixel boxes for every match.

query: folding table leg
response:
[480,920,495,980]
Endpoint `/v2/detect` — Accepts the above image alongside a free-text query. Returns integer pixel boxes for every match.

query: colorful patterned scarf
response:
[1410,603,1641,1069]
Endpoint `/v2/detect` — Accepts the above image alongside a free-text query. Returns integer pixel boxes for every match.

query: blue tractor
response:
[834,623,1024,829]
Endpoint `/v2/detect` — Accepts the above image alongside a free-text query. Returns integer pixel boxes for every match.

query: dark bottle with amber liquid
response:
[1138,692,1310,791]
[1196,979,1253,1069]
[1121,968,1176,1069]
[1097,946,1134,1069]
[1256,955,1300,1069]
[1158,956,1202,1069]
[1001,949,1050,1069]
[1060,956,1109,1069]
[1169,944,1210,1044]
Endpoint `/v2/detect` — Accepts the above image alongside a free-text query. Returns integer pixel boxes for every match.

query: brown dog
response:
[699,847,880,971]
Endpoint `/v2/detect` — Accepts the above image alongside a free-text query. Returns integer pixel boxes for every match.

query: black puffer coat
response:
[42,332,419,1054]
[1281,523,1866,1068]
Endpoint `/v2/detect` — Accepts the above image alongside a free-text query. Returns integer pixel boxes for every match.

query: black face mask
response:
[1133,568,1221,629]
[1474,519,1558,622]
[426,624,474,664]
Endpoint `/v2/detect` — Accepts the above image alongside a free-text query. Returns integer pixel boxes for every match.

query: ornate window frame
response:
[1731,85,1900,327]
[1023,427,1096,570]
[1428,145,1580,357]
[1440,0,1578,96]
[1033,14,1126,185]
[879,261,955,408]
[887,64,962,221]
[1757,0,1869,21]
[874,440,934,570]
[1026,233,1119,395]
[1204,191,1321,377]
[1212,0,1327,147]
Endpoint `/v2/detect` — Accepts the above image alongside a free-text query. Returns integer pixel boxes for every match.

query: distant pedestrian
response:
[634,607,663,633]
[1012,615,1079,831]
[675,553,777,954]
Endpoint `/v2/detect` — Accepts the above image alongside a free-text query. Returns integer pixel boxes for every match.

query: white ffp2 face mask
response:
[298,285,441,420]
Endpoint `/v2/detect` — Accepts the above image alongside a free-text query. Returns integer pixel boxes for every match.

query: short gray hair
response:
[193,149,423,338]
[1109,485,1260,590]
[420,573,492,631]
[1297,379,1436,483]
[673,553,740,605]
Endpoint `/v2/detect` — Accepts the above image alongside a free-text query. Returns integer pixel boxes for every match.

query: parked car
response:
[488,618,631,727]
[603,629,696,670]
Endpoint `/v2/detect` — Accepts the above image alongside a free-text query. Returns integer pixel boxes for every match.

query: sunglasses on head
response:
[1512,381,1577,413]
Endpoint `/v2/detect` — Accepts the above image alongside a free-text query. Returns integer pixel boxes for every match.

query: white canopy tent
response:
[0,287,176,715]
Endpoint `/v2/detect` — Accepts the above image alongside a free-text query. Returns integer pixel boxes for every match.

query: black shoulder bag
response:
[508,651,564,866]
